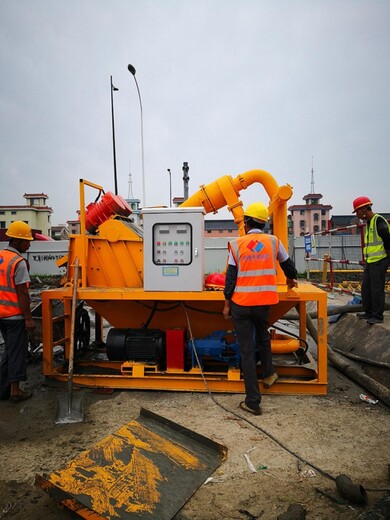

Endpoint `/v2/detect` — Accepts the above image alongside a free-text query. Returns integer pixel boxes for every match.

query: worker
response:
[352,196,390,324]
[223,202,298,416]
[0,221,36,402]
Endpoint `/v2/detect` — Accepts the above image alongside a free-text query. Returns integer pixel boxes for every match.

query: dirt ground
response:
[1,298,390,520]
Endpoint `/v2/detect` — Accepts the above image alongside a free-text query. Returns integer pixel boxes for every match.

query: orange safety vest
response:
[0,249,25,317]
[229,233,279,306]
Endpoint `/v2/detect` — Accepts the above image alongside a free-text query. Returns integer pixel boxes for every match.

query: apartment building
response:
[0,193,52,237]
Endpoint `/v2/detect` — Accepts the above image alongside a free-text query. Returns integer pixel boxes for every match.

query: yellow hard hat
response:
[6,221,34,241]
[244,202,269,223]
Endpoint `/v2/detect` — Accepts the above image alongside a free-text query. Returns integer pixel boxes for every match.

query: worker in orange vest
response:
[223,203,297,415]
[0,221,36,402]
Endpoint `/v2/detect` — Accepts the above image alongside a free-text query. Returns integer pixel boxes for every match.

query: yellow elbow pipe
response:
[181,169,293,246]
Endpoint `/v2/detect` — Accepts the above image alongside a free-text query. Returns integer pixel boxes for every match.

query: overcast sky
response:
[1,0,389,225]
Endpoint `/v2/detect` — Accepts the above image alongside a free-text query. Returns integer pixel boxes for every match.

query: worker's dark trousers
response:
[231,302,274,409]
[361,257,389,320]
[0,318,28,400]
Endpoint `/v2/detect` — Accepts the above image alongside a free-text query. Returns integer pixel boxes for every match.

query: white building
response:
[0,193,53,236]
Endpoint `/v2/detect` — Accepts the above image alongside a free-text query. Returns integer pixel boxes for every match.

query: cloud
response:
[0,0,389,224]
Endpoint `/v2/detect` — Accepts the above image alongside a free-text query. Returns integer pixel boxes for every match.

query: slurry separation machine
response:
[41,169,327,395]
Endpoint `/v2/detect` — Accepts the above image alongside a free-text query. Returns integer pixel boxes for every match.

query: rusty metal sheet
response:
[35,408,227,519]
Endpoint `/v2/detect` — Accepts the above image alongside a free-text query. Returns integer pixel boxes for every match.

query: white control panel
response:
[143,207,205,291]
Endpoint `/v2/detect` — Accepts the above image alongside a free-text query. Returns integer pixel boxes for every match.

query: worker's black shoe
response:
[9,390,32,403]
[356,313,372,320]
[367,317,383,325]
[239,401,262,416]
[0,385,11,400]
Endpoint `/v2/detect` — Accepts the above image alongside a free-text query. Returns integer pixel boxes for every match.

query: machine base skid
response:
[36,408,226,519]
[41,284,328,396]
[47,355,327,395]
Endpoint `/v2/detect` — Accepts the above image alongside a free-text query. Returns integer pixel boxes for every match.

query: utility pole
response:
[167,169,172,207]
[182,162,189,201]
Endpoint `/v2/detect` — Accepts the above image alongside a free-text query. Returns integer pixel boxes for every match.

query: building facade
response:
[288,193,332,237]
[67,219,81,235]
[0,193,53,236]
[330,213,390,235]
[205,219,239,238]
[51,224,69,240]
[125,197,142,226]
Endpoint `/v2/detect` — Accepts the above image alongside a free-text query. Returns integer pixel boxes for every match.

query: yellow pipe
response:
[231,169,279,199]
[181,169,293,246]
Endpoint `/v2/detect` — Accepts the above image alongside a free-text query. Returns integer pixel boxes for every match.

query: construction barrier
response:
[303,222,390,297]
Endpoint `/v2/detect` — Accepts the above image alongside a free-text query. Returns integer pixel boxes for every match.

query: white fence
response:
[288,235,363,273]
[0,240,68,276]
[1,235,364,277]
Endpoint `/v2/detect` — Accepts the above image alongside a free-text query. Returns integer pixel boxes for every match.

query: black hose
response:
[271,322,309,364]
[331,347,390,369]
[305,313,390,408]
[136,300,181,312]
[182,303,221,315]
[181,304,390,492]
[142,301,158,329]
[283,302,390,321]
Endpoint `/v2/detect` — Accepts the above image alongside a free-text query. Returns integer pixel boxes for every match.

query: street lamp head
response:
[127,62,145,205]
[127,64,136,76]
[110,75,119,91]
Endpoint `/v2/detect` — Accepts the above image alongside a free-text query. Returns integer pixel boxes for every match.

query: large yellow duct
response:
[181,169,293,247]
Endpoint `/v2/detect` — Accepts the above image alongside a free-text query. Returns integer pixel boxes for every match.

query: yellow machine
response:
[41,169,328,394]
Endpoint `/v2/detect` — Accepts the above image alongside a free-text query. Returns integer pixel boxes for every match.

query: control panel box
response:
[143,207,205,291]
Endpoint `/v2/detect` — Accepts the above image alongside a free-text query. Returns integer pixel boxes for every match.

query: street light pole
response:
[167,169,172,207]
[127,64,146,207]
[110,75,119,195]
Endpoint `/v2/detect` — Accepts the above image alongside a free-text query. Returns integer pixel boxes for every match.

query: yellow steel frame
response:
[41,281,328,395]
[40,176,328,395]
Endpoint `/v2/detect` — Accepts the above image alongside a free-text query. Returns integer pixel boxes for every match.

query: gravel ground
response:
[0,289,389,519]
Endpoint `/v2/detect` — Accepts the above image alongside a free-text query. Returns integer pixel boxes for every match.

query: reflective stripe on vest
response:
[364,214,389,263]
[229,233,279,306]
[0,250,24,317]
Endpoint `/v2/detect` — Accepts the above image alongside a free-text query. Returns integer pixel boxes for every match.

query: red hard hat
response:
[352,196,372,213]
